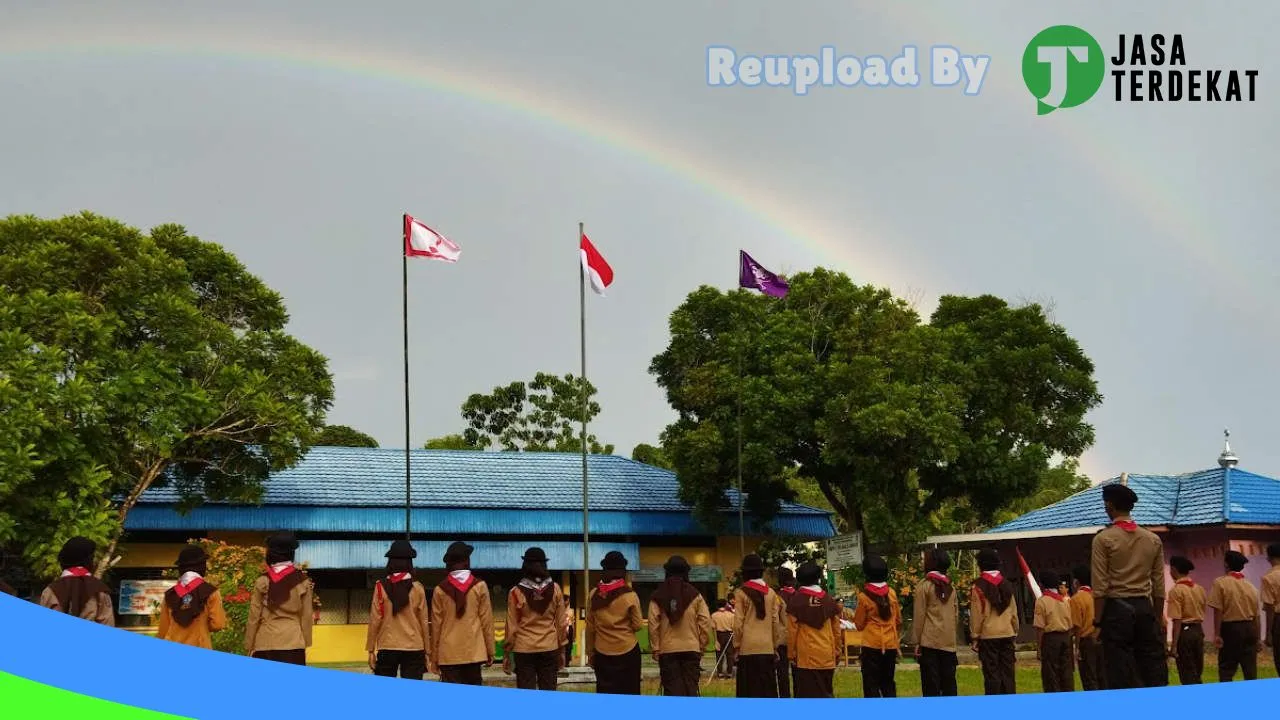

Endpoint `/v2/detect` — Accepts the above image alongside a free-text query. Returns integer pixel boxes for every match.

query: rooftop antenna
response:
[1119,471,1129,486]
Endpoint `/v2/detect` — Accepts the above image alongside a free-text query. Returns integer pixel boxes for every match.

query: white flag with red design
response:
[1016,545,1042,599]
[403,214,460,262]
[580,233,613,296]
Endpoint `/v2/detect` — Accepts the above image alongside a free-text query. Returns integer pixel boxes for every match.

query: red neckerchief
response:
[1042,590,1065,601]
[980,571,1003,585]
[744,579,769,593]
[1176,579,1195,587]
[265,564,296,582]
[1114,519,1138,532]
[864,583,890,597]
[447,572,477,594]
[1229,572,1245,580]
[799,587,826,598]
[1077,585,1093,593]
[597,578,626,594]
[64,567,91,577]
[388,572,411,584]
[780,586,796,596]
[926,571,950,585]
[172,577,205,599]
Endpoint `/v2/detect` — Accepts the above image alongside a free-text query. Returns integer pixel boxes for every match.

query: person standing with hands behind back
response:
[648,555,712,696]
[786,562,843,698]
[245,533,313,665]
[853,554,902,698]
[1207,550,1260,682]
[585,551,644,695]
[430,541,495,685]
[1090,483,1168,689]
[913,549,958,697]
[503,547,565,691]
[365,539,429,680]
[970,548,1019,695]
[731,554,786,698]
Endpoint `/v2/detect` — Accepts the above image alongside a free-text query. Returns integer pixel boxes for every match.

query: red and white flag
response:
[1016,545,1042,599]
[580,233,613,296]
[404,214,460,262]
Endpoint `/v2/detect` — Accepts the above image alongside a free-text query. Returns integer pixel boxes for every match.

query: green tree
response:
[460,372,614,454]
[0,213,333,578]
[650,269,1100,549]
[630,443,672,469]
[316,424,378,448]
[423,434,478,450]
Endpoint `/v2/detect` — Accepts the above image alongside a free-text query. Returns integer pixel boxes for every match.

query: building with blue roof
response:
[113,446,835,663]
[924,434,1280,643]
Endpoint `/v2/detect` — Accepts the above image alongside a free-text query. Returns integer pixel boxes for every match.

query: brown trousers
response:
[978,638,1017,695]
[1174,623,1204,685]
[439,663,484,685]
[1040,631,1074,692]
[792,667,834,698]
[735,653,778,697]
[1077,635,1105,690]
[657,651,702,696]
[593,645,642,695]
[1217,620,1258,682]
[514,650,559,691]
[253,649,306,665]
[775,646,792,697]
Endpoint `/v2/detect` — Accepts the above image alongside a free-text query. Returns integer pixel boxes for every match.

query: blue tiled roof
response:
[129,447,836,538]
[296,540,639,570]
[988,467,1280,533]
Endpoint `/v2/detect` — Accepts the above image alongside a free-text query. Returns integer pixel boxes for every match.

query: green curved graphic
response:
[0,671,190,719]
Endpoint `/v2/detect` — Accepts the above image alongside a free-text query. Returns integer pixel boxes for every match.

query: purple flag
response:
[739,250,789,298]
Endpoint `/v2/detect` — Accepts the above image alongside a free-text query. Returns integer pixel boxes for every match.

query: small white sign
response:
[118,580,170,616]
[825,533,864,570]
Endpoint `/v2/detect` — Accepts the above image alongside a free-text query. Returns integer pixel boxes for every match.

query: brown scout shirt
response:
[157,589,227,649]
[1207,574,1260,623]
[431,576,495,666]
[852,587,902,652]
[366,580,430,653]
[711,608,735,633]
[1090,521,1165,603]
[1033,594,1073,633]
[731,583,787,656]
[786,603,842,669]
[39,587,116,626]
[245,573,314,654]
[648,595,712,656]
[912,578,957,652]
[1166,580,1207,623]
[585,586,643,656]
[1260,566,1280,612]
[505,582,565,654]
[969,584,1019,640]
[1070,587,1099,638]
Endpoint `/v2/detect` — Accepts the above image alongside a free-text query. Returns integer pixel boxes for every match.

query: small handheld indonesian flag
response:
[404,214,461,262]
[580,233,613,296]
[1016,545,1042,599]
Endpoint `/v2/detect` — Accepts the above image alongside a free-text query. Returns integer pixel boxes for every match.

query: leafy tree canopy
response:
[316,424,378,448]
[0,213,333,577]
[423,434,479,450]
[460,371,614,454]
[630,443,672,469]
[650,269,1101,547]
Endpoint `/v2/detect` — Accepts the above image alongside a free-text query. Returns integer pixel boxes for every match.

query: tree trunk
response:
[95,462,166,578]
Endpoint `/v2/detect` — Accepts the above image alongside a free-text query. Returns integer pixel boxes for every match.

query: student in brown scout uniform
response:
[503,547,565,691]
[970,548,1019,695]
[1207,550,1261,682]
[1166,555,1206,685]
[1261,544,1280,669]
[157,545,226,649]
[1034,570,1075,693]
[1090,483,1168,689]
[365,539,429,680]
[711,599,736,678]
[39,537,115,626]
[585,551,644,695]
[648,555,712,696]
[852,554,901,698]
[1069,565,1104,691]
[731,554,786,698]
[913,549,958,697]
[773,566,796,697]
[245,533,313,665]
[430,541,495,685]
[786,562,842,698]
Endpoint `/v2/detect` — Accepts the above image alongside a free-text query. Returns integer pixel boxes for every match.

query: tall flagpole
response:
[737,349,745,559]
[578,221,590,667]
[402,220,412,540]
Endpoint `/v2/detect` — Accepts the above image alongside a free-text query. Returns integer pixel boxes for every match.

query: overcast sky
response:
[1,2,1275,484]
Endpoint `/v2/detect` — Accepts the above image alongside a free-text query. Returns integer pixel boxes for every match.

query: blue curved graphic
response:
[1,593,1276,717]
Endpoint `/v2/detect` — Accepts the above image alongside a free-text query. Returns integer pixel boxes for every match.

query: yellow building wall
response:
[309,625,369,664]
[116,543,190,568]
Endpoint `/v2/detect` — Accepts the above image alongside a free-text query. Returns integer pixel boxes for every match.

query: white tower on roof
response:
[1218,428,1239,468]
